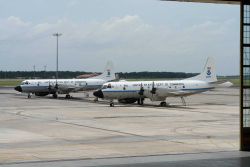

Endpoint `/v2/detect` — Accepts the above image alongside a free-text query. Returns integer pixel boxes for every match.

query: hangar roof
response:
[161,0,240,5]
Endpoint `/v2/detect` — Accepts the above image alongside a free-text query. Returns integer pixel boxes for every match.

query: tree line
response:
[0,71,200,79]
[116,72,198,79]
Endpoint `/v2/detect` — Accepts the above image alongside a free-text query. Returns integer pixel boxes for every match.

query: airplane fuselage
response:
[100,80,214,101]
[18,78,107,94]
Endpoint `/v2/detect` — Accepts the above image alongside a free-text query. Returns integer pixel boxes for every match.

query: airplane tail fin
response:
[186,57,217,83]
[91,61,115,81]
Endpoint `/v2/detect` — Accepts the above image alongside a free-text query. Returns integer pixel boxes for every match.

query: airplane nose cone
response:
[14,86,22,92]
[93,89,104,98]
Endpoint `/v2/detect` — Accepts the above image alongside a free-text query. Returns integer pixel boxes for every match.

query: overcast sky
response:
[0,0,239,75]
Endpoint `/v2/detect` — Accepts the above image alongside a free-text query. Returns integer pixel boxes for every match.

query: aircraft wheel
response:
[53,93,58,98]
[141,99,144,105]
[160,102,166,107]
[137,99,141,105]
[28,94,31,98]
[110,103,114,107]
[137,98,144,105]
[65,94,71,99]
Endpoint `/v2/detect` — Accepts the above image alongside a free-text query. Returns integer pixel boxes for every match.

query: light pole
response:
[44,65,47,78]
[53,33,62,86]
[33,65,36,79]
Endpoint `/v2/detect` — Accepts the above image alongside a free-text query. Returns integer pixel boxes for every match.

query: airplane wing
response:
[57,85,76,94]
[155,87,193,96]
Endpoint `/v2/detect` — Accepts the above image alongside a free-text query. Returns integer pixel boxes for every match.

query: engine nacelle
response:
[118,98,137,104]
[35,92,49,96]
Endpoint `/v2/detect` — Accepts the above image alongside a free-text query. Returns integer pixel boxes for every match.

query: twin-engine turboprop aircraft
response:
[93,58,233,107]
[15,62,115,98]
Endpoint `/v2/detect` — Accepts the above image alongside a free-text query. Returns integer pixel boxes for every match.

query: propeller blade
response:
[151,81,156,94]
[138,82,144,96]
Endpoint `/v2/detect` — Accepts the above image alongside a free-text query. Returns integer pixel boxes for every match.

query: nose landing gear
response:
[65,94,71,99]
[53,93,58,98]
[160,101,167,107]
[137,98,144,105]
[110,102,114,107]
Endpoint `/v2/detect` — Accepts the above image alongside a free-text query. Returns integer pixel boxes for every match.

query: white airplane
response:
[15,62,115,98]
[93,58,233,107]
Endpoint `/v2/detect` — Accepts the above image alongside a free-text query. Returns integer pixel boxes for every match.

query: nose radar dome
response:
[93,90,104,98]
[14,86,22,92]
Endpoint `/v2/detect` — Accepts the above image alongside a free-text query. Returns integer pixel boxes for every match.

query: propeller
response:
[150,81,156,94]
[48,80,52,93]
[48,80,59,98]
[149,81,157,101]
[55,81,60,93]
[138,83,144,96]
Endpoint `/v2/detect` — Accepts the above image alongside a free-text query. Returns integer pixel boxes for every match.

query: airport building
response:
[162,0,250,151]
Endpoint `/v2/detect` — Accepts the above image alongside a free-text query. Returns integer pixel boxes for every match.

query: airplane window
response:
[107,84,112,88]
[102,85,107,89]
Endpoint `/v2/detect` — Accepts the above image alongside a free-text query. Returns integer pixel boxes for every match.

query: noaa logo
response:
[207,67,211,76]
[206,67,211,78]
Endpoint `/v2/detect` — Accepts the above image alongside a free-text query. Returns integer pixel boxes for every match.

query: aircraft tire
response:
[53,93,58,98]
[160,102,166,107]
[137,98,144,105]
[110,103,114,107]
[137,99,141,105]
[141,99,144,105]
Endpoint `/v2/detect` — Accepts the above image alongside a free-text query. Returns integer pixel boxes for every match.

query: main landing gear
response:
[27,93,31,99]
[137,98,144,105]
[94,97,98,102]
[65,94,71,99]
[181,97,186,106]
[110,101,114,107]
[160,102,167,107]
[53,93,58,98]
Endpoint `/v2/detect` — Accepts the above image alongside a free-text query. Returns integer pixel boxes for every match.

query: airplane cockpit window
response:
[107,84,112,88]
[102,85,108,89]
[21,81,29,85]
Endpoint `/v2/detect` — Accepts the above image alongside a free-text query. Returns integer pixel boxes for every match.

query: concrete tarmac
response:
[0,87,248,166]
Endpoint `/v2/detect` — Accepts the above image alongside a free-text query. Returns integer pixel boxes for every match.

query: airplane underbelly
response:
[103,90,140,99]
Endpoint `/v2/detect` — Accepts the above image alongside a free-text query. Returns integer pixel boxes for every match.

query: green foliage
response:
[117,72,198,79]
[0,79,22,87]
[0,71,92,79]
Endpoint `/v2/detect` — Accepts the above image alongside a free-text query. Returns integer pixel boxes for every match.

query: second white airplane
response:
[15,62,115,98]
[93,58,233,107]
